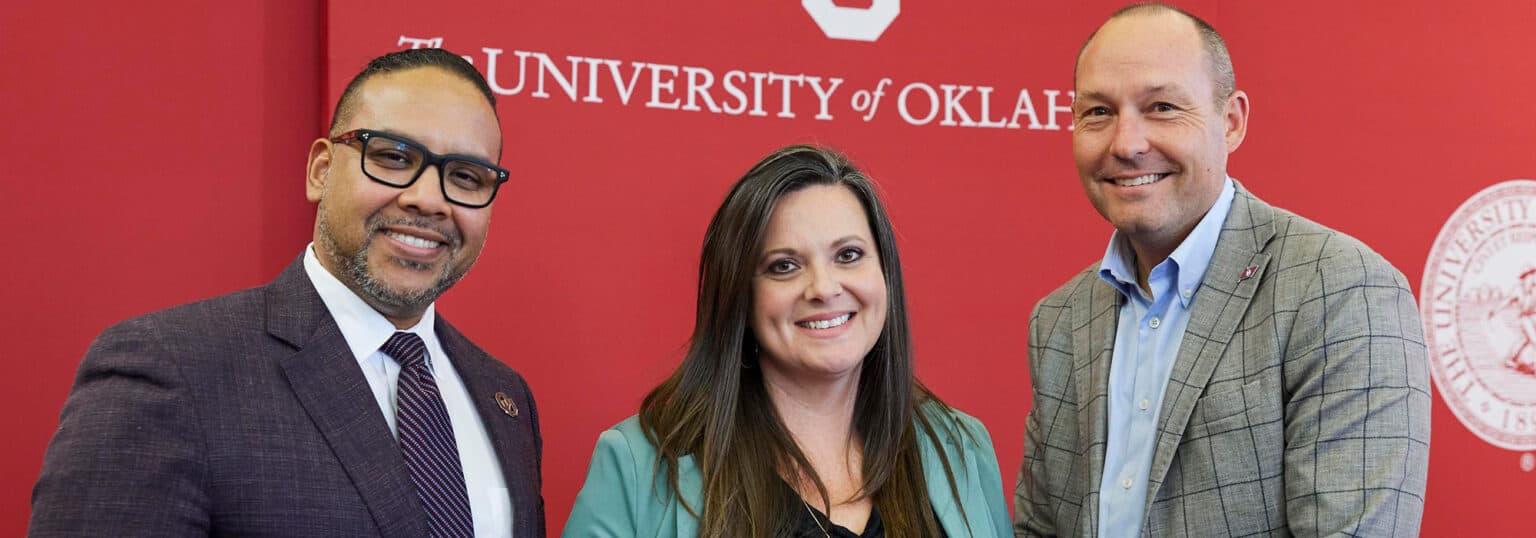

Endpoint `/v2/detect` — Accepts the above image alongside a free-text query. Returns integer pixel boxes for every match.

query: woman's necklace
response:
[802,499,831,538]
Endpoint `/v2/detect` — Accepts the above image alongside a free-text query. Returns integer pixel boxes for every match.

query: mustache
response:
[365,214,461,248]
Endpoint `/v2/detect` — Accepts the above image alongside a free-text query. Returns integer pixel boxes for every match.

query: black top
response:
[789,499,950,538]
[790,500,881,538]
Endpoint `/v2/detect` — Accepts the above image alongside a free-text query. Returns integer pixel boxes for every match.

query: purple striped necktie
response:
[382,331,474,538]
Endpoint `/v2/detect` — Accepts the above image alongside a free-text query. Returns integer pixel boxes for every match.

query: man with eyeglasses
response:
[31,48,544,537]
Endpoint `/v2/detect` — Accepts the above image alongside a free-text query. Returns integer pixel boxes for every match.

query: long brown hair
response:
[640,145,969,537]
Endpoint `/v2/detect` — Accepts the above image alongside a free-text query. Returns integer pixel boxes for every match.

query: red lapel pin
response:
[494,391,518,418]
[1239,264,1259,282]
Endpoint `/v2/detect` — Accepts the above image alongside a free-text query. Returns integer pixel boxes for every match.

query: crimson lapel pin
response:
[1240,264,1259,282]
[494,391,518,417]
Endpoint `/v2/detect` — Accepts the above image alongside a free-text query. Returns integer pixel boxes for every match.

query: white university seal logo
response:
[1422,179,1536,451]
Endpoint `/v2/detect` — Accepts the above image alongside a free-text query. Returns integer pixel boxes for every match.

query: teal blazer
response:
[562,405,1012,537]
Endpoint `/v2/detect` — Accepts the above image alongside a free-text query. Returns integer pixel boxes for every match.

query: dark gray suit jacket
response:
[1014,184,1431,537]
[30,257,545,537]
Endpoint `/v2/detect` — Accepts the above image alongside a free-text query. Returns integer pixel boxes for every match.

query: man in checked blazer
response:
[30,49,544,537]
[1014,4,1430,537]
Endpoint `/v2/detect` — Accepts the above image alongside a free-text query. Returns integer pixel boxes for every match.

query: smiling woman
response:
[561,145,1013,538]
[751,183,890,391]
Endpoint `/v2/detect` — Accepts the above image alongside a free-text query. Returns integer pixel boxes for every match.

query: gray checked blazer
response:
[1013,183,1431,537]
[30,257,546,537]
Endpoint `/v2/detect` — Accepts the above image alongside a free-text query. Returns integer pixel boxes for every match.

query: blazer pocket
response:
[1173,376,1286,518]
[1187,387,1246,441]
[1186,376,1278,440]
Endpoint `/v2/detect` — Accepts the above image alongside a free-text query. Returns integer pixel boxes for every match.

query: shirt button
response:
[1148,317,1161,329]
[1121,478,1133,489]
[1182,289,1193,299]
[1139,399,1151,411]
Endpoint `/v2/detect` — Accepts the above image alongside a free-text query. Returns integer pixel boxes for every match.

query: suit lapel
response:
[1072,272,1121,522]
[438,318,539,535]
[672,455,703,537]
[921,428,963,536]
[1143,184,1276,510]
[266,258,425,538]
[921,418,1005,538]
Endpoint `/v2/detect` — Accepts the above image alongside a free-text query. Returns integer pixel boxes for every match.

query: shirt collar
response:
[1098,177,1237,307]
[302,243,437,364]
[1098,231,1143,302]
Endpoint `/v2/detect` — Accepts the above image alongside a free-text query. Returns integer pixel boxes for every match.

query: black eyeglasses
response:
[330,129,510,208]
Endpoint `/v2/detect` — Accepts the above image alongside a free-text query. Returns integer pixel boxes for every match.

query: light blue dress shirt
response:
[1096,178,1235,536]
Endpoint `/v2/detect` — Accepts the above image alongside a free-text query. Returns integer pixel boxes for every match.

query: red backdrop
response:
[5,1,1535,535]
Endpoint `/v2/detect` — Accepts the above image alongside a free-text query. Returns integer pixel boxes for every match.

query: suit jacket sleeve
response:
[1013,300,1058,538]
[30,316,211,537]
[563,427,645,538]
[1281,244,1431,536]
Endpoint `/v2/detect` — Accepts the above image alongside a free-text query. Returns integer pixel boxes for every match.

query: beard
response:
[315,208,471,313]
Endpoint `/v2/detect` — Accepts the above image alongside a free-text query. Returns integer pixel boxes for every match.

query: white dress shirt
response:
[304,245,512,538]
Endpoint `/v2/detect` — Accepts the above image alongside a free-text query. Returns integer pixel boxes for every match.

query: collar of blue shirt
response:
[1097,177,1237,307]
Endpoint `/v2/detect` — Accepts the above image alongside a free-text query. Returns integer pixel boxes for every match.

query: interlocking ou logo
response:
[1422,179,1536,451]
[802,0,900,42]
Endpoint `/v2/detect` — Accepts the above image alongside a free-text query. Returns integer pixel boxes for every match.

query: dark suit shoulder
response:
[31,289,274,536]
[435,316,530,381]
[89,285,282,374]
[100,285,268,342]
